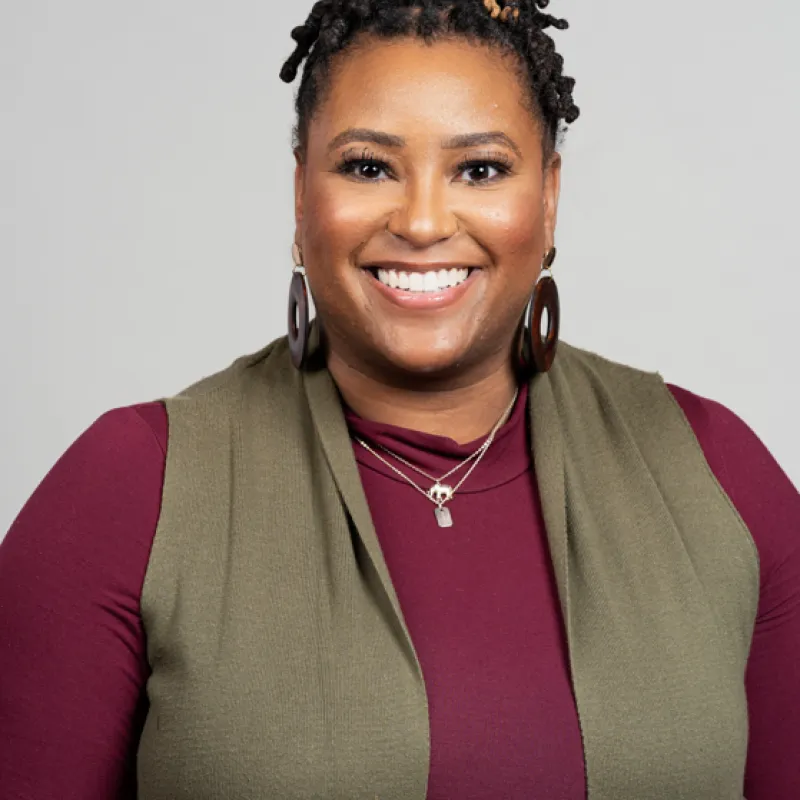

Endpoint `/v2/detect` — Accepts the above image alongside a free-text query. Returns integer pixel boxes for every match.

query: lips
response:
[370,266,472,293]
[361,263,481,310]
[363,262,481,274]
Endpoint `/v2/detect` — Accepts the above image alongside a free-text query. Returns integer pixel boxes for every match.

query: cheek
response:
[300,179,383,316]
[302,179,381,262]
[466,185,545,262]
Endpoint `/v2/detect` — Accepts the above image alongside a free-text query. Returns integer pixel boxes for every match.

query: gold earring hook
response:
[291,243,306,276]
[292,243,303,267]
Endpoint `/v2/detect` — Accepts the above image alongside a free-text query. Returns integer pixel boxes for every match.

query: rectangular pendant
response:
[435,507,453,528]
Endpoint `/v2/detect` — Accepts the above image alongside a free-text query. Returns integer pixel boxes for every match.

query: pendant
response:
[428,483,454,504]
[435,506,453,528]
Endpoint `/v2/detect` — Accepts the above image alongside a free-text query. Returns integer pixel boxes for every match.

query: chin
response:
[375,340,474,382]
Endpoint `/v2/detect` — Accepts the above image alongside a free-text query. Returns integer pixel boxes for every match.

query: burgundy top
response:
[1,382,798,799]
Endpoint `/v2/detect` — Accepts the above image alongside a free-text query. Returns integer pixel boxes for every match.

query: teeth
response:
[375,267,471,293]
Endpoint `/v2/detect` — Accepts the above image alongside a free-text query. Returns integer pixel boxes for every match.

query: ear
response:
[542,152,562,253]
[293,147,306,244]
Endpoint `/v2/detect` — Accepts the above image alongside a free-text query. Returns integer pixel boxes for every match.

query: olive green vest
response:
[137,334,758,799]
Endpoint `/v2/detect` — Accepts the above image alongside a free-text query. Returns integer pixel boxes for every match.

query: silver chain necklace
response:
[354,388,518,528]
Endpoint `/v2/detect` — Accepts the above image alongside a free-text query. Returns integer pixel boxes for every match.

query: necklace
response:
[354,388,518,528]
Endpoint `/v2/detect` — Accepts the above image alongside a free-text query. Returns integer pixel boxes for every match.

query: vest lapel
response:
[528,370,571,634]
[140,333,756,798]
[302,360,422,672]
[526,345,756,799]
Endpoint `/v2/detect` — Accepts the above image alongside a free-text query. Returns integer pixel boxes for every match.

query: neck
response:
[326,352,520,445]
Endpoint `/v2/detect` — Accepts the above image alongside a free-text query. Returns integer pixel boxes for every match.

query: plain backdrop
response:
[2,1,798,536]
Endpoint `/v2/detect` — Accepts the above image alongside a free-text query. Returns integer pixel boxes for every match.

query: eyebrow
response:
[326,128,405,152]
[442,131,522,158]
[326,128,522,158]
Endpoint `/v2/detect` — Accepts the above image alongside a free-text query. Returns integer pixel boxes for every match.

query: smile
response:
[374,267,471,293]
[363,265,481,310]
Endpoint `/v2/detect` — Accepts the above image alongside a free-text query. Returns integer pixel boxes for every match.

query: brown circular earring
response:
[520,247,560,375]
[288,243,310,370]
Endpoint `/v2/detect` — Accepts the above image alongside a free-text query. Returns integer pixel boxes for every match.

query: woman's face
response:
[295,36,561,384]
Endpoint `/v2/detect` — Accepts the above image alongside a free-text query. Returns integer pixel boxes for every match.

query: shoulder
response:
[547,342,677,443]
[554,341,661,388]
[665,382,796,511]
[552,341,666,412]
[58,402,169,502]
[667,383,799,593]
[157,337,303,428]
[157,336,314,456]
[554,344,799,540]
[22,401,168,506]
[2,401,168,589]
[169,338,291,404]
[557,343,796,514]
[85,402,168,463]
[666,383,756,475]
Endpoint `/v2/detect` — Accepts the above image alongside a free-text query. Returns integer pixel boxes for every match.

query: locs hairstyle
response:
[279,0,580,164]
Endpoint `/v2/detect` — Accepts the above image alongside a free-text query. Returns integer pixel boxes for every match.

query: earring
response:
[520,247,560,374]
[288,243,310,370]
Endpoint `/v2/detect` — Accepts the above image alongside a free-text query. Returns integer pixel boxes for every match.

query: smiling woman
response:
[283,0,576,403]
[292,35,559,392]
[1,2,799,799]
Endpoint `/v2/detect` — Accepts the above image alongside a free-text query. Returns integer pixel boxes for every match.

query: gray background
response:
[2,0,798,536]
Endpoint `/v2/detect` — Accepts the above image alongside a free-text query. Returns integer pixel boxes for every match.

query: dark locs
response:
[279,0,580,162]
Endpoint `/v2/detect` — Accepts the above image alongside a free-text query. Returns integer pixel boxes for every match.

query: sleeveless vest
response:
[137,335,759,799]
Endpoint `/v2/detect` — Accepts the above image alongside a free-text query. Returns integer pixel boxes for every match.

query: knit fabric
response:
[3,337,799,797]
[133,337,757,798]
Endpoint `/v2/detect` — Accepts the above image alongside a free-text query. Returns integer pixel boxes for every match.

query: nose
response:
[386,177,459,247]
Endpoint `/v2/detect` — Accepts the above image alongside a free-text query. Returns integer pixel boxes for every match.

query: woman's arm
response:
[0,404,167,799]
[669,385,800,798]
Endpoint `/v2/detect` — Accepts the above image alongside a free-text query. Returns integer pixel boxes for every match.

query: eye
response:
[336,155,391,182]
[456,157,513,185]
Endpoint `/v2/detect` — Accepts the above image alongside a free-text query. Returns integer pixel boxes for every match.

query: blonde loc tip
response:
[484,0,519,24]
[483,0,502,19]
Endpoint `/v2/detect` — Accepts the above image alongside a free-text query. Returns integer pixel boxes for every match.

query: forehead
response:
[310,37,537,145]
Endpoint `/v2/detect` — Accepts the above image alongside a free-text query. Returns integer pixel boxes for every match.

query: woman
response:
[1,0,798,797]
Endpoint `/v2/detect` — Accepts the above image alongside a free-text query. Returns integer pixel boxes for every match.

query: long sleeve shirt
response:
[1,383,798,798]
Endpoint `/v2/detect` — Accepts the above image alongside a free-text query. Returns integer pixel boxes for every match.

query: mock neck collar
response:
[343,383,531,493]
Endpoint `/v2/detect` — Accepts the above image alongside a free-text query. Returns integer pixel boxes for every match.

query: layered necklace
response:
[353,389,518,528]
